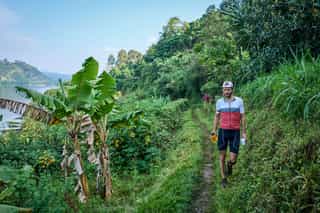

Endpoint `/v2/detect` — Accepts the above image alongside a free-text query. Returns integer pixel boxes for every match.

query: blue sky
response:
[0,0,222,74]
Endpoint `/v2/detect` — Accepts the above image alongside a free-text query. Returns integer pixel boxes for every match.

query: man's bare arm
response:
[241,113,246,138]
[212,113,220,134]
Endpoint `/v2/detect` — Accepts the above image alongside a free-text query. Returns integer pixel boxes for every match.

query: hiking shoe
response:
[221,178,228,188]
[226,161,233,176]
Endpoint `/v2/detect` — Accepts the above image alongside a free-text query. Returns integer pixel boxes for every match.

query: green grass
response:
[136,109,202,212]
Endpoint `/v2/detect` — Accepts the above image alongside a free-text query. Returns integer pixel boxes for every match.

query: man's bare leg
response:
[226,152,238,176]
[219,150,226,179]
[230,152,237,164]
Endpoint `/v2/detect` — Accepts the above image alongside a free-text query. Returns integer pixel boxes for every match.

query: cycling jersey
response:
[216,97,244,130]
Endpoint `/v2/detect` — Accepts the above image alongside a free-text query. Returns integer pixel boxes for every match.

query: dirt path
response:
[190,109,215,213]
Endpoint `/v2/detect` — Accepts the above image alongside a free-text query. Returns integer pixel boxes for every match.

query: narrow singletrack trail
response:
[190,109,215,213]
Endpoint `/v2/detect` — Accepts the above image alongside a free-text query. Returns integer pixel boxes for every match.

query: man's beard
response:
[223,92,233,98]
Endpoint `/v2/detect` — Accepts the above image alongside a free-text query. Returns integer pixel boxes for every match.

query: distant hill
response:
[0,59,52,85]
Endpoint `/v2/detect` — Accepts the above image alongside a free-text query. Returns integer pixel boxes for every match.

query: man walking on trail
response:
[211,81,246,188]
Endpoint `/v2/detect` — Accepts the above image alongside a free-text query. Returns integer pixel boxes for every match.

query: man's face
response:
[223,87,233,98]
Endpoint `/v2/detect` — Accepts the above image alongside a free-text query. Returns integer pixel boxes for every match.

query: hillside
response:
[0,59,52,85]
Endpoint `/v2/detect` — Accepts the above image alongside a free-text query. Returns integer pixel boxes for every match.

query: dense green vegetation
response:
[0,95,200,212]
[1,0,320,212]
[221,0,320,72]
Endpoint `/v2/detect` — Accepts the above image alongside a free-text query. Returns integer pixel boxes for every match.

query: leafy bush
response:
[108,96,188,173]
[0,120,72,211]
[31,175,73,213]
[0,165,73,212]
[0,165,35,207]
[0,119,66,171]
[109,112,156,173]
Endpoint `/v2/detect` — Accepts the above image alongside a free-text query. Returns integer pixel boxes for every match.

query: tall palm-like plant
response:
[86,71,116,199]
[0,57,120,201]
[15,57,100,201]
[13,57,112,202]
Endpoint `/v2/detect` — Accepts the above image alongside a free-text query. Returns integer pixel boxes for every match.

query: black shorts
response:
[218,128,240,154]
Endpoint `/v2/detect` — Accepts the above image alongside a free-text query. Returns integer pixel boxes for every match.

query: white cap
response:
[222,81,233,88]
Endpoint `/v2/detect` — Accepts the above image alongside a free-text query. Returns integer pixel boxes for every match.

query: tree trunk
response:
[74,134,90,200]
[102,143,112,199]
[95,121,112,200]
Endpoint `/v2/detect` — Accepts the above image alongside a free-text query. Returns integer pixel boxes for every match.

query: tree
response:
[144,17,192,61]
[86,71,116,199]
[0,57,117,202]
[15,57,100,202]
[221,0,320,72]
[162,17,189,37]
[206,4,216,14]
[108,54,116,66]
[116,49,128,66]
[106,54,116,71]
[128,50,142,64]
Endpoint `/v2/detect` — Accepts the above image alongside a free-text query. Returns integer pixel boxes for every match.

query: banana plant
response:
[76,71,141,200]
[0,57,123,201]
[13,57,100,202]
[80,73,145,200]
[85,71,116,200]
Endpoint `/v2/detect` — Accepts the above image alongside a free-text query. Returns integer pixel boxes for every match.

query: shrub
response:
[108,96,188,173]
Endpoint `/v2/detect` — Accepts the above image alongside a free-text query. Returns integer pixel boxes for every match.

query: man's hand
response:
[210,130,216,136]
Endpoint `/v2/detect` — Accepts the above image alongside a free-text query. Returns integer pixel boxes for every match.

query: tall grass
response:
[241,57,320,121]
